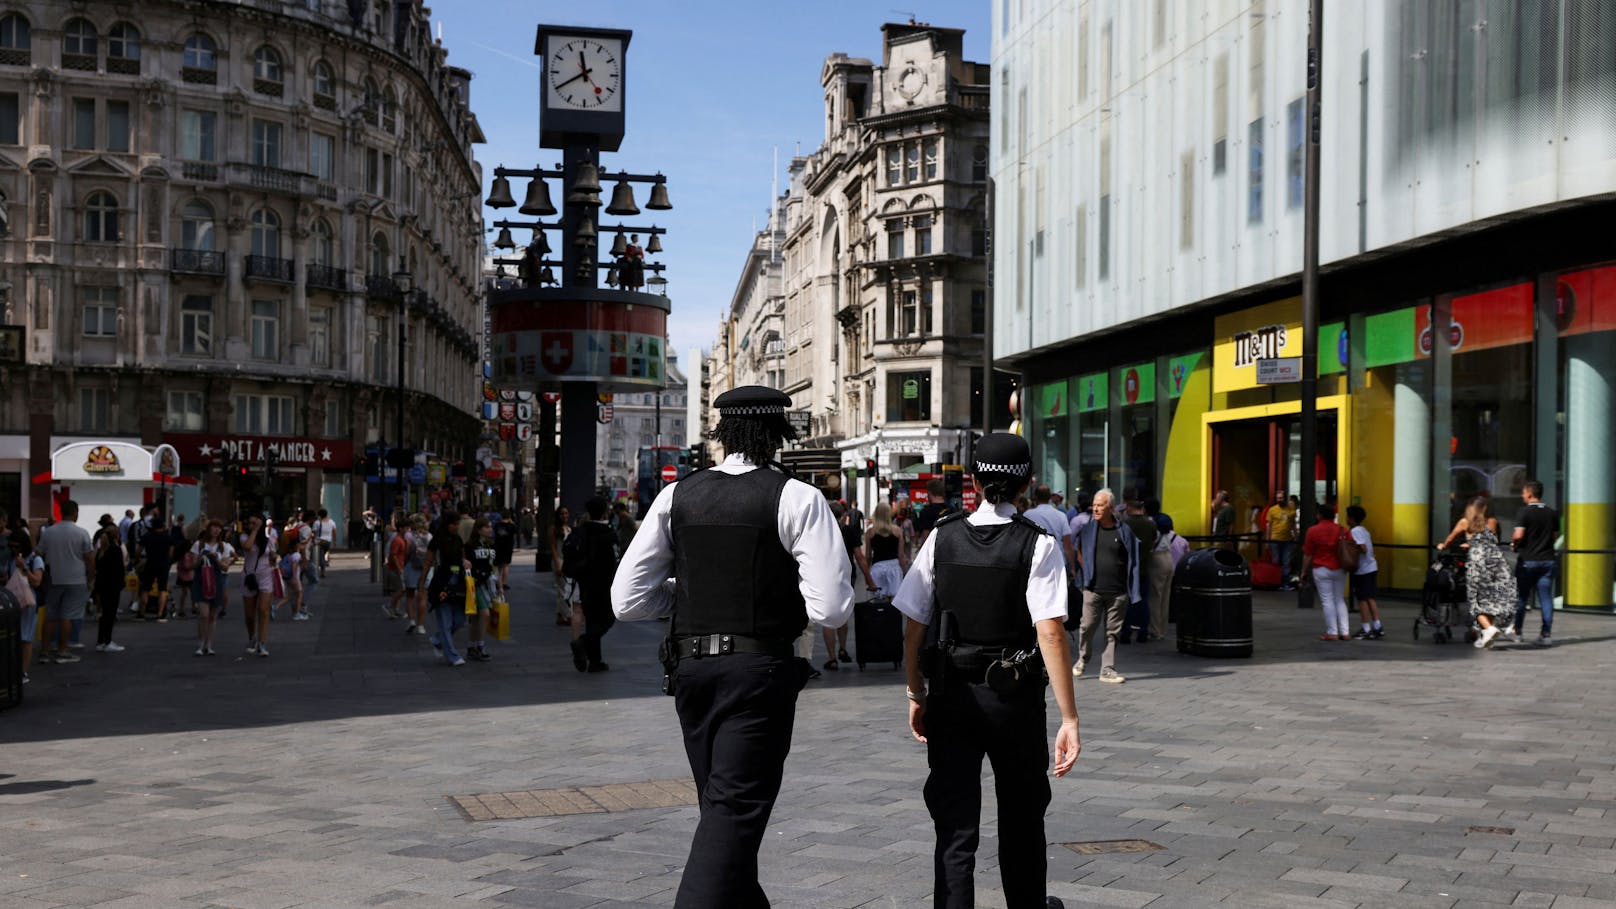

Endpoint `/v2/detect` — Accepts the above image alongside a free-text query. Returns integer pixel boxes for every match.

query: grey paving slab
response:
[3,550,1616,907]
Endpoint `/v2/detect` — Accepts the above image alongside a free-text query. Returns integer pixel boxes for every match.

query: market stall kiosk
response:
[32,442,188,536]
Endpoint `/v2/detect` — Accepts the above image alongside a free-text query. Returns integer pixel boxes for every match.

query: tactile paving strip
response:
[448,778,699,821]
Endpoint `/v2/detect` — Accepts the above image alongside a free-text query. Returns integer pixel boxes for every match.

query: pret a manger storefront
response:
[1024,263,1616,612]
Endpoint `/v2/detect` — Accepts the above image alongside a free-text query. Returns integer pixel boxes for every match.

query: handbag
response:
[5,561,34,607]
[1336,526,1361,572]
[489,595,511,640]
[200,559,218,600]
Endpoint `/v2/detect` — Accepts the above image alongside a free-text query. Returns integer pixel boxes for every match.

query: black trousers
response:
[579,584,615,666]
[671,653,802,909]
[94,581,121,646]
[924,680,1051,909]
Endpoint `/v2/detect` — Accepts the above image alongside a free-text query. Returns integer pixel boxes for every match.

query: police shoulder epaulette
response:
[1010,514,1052,535]
[934,510,970,529]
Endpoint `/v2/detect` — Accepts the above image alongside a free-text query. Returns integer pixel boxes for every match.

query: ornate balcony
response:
[170,248,225,276]
[181,161,219,182]
[306,264,348,292]
[366,274,401,302]
[245,254,294,283]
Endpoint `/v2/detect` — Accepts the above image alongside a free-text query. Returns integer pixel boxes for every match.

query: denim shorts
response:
[18,602,37,642]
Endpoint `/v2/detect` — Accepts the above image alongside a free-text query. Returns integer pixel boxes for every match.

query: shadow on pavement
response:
[0,777,96,794]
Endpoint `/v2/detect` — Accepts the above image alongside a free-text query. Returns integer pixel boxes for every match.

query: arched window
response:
[107,23,139,72]
[253,45,283,94]
[362,77,380,125]
[84,191,119,242]
[311,218,334,267]
[0,13,30,62]
[180,200,214,250]
[250,208,281,258]
[370,232,389,276]
[381,85,397,132]
[62,18,96,68]
[311,60,336,105]
[183,33,217,70]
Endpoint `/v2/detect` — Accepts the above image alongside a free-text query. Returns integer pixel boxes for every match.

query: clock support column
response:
[558,139,600,512]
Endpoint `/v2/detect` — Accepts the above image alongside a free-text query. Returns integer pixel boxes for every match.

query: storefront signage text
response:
[1232,324,1289,368]
[84,445,123,474]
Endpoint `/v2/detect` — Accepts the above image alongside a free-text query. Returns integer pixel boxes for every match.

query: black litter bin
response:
[1171,548,1253,658]
[0,586,23,710]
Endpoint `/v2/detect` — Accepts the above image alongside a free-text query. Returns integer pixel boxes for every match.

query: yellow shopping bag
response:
[463,576,478,615]
[123,572,138,592]
[489,596,511,641]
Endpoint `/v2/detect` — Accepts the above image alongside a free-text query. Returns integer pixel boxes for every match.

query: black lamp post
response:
[393,257,414,512]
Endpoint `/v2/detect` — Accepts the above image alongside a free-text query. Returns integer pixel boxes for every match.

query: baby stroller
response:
[1416,550,1467,643]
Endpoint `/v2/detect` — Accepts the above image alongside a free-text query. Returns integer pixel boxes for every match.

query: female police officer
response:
[894,431,1080,909]
[612,385,852,908]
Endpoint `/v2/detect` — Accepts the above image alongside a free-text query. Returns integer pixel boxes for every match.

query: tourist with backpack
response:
[564,497,621,673]
[424,509,470,666]
[402,514,430,635]
[191,520,236,656]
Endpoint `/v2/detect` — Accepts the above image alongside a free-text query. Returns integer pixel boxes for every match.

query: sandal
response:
[823,659,839,671]
[837,648,852,664]
[1318,634,1339,641]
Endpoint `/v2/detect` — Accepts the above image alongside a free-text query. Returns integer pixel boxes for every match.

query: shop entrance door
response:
[1208,406,1341,545]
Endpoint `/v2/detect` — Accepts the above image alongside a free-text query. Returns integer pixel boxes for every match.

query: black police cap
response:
[714,385,798,440]
[973,432,1031,479]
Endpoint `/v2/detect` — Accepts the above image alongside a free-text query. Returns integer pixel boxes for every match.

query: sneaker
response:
[68,641,85,649]
[256,643,269,657]
[471,648,492,662]
[1475,626,1499,649]
[382,603,396,619]
[54,651,81,664]
[414,625,426,636]
[156,615,168,624]
[292,612,309,622]
[1351,629,1372,640]
[246,639,258,653]
[449,656,466,667]
[1098,667,1125,684]
[100,641,125,653]
[1071,659,1085,678]
[20,673,28,684]
[1370,628,1385,639]
[1536,633,1553,647]
[194,646,206,657]
[36,650,56,664]
[432,642,443,659]
[1497,628,1519,643]
[205,645,216,656]
[404,623,416,635]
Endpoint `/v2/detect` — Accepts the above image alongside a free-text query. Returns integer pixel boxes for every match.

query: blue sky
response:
[433,0,990,367]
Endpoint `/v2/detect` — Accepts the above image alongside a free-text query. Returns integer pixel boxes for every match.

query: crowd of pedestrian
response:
[378,501,519,667]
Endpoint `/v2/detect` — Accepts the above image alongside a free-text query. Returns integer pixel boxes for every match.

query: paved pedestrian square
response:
[3,552,1615,908]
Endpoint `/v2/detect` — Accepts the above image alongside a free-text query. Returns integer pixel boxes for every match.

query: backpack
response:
[278,524,301,556]
[561,527,590,581]
[1336,525,1361,572]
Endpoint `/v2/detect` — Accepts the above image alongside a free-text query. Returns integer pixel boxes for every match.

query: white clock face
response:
[546,37,622,112]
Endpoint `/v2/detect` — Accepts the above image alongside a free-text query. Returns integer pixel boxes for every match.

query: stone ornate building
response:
[0,0,485,530]
[720,22,991,506]
[708,194,787,416]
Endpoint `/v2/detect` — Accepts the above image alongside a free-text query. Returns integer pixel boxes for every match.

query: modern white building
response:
[994,0,1616,609]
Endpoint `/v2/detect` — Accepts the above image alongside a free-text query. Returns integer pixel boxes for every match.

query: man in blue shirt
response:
[1072,488,1142,684]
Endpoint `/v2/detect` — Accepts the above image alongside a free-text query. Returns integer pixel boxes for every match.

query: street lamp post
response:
[393,257,414,513]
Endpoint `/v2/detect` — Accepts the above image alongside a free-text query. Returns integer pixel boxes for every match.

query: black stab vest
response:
[932,512,1041,650]
[669,467,807,642]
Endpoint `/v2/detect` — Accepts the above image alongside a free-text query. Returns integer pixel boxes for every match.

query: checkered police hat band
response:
[975,461,1029,476]
[720,405,787,415]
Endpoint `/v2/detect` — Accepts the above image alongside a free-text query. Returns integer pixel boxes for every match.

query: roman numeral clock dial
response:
[547,38,622,111]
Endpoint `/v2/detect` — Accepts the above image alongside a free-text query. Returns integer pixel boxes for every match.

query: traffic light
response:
[864,458,878,480]
[384,448,416,470]
[451,461,468,479]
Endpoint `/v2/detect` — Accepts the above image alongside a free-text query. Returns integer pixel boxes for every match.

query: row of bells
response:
[492,226,663,255]
[486,162,671,216]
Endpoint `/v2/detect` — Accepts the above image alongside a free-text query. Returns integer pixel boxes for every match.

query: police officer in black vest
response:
[612,385,853,908]
[894,432,1080,909]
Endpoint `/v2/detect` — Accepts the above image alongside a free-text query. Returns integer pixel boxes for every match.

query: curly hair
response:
[710,415,784,467]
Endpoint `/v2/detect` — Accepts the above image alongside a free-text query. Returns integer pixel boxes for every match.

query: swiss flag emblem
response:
[540,332,573,374]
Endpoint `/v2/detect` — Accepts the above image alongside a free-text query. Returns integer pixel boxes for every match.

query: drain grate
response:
[1060,839,1165,855]
[1466,825,1515,835]
[449,779,699,821]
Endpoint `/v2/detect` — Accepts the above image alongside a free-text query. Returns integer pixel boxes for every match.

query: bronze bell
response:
[574,219,596,246]
[539,266,555,285]
[486,174,515,208]
[533,231,551,255]
[571,160,602,194]
[645,178,672,210]
[605,179,639,216]
[646,233,662,253]
[492,226,515,250]
[606,265,620,286]
[565,188,602,207]
[519,179,556,216]
[609,231,627,257]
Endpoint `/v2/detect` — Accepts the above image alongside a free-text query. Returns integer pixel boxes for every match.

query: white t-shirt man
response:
[1349,525,1378,575]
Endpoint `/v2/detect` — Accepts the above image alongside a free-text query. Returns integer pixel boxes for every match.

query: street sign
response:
[1256,357,1302,384]
[787,410,811,437]
[660,464,678,483]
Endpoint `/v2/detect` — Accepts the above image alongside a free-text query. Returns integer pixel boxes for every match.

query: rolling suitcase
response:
[1249,559,1283,590]
[853,597,904,669]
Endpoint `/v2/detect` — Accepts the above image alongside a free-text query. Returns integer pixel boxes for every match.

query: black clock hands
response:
[554,69,588,90]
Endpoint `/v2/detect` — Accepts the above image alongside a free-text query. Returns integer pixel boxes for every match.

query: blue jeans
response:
[431,602,466,663]
[1514,560,1555,635]
[1271,541,1295,584]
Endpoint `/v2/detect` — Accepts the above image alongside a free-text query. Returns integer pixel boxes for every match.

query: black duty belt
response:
[673,633,794,661]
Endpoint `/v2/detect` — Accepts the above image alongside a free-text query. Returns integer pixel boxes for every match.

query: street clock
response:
[536,26,631,151]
